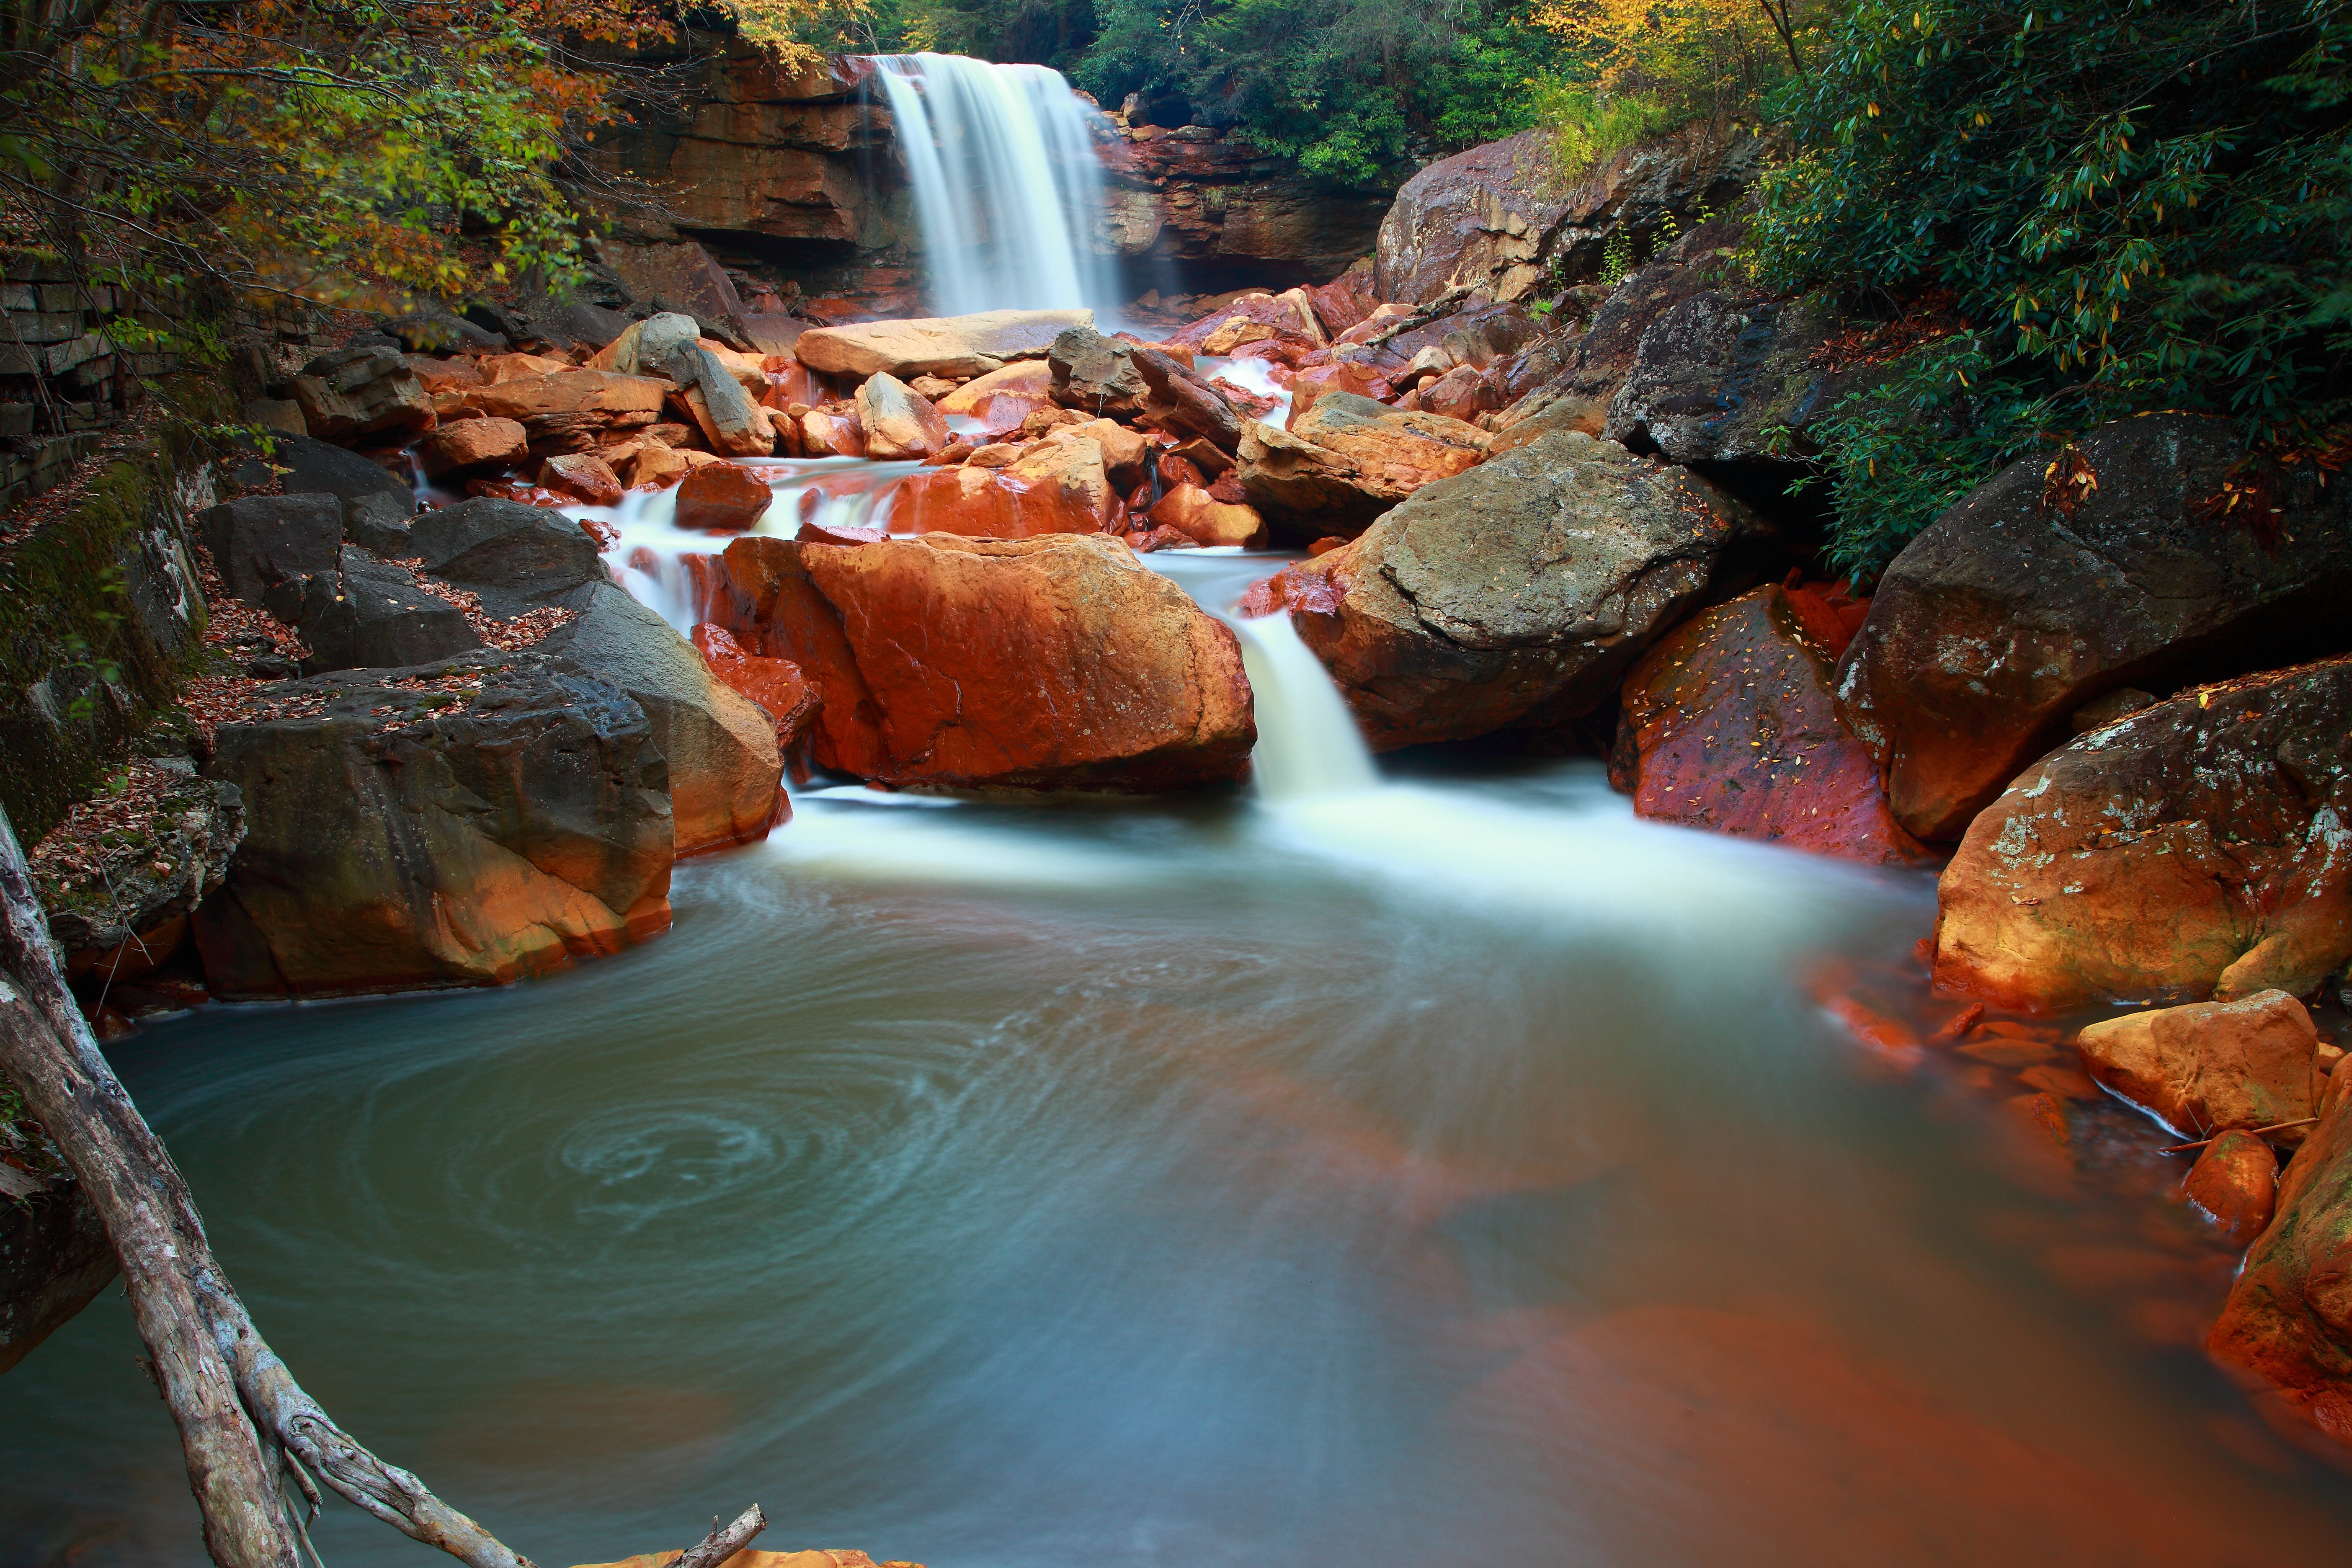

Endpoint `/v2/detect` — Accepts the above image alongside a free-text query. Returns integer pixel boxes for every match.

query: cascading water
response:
[867,53,1123,317]
[1228,614,1378,801]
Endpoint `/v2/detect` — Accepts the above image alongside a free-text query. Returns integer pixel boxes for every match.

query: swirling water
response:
[10,752,2352,1565]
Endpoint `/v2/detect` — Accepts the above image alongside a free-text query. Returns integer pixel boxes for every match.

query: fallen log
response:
[0,799,753,1567]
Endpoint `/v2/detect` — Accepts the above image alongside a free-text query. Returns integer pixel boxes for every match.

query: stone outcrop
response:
[1375,124,1771,307]
[2210,1087,2352,1429]
[1247,429,1760,749]
[261,433,416,553]
[198,495,343,607]
[1932,655,2352,1011]
[263,546,481,674]
[2074,990,2319,1144]
[796,310,1093,380]
[1237,392,1489,538]
[1047,325,1148,418]
[1838,414,2352,841]
[410,499,785,854]
[1613,585,1930,864]
[708,532,1254,791]
[290,345,434,443]
[192,652,675,998]
[1100,121,1389,282]
[1605,290,1857,464]
[0,1156,115,1375]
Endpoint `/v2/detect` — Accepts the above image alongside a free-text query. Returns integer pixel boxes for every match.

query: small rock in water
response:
[675,463,774,533]
[2075,990,2318,1145]
[538,453,623,507]
[2183,1130,2279,1248]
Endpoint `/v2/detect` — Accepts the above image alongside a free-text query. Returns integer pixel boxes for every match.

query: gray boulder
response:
[198,495,341,606]
[263,547,481,673]
[262,434,417,554]
[1605,290,1857,463]
[1048,325,1149,418]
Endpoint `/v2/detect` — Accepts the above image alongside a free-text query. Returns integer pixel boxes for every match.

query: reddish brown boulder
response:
[1261,429,1758,749]
[888,436,1115,539]
[2075,990,2318,1143]
[415,416,527,477]
[706,532,1253,791]
[1613,586,1932,865]
[1286,362,1395,427]
[538,453,623,506]
[856,371,951,459]
[465,370,670,420]
[675,463,774,533]
[1932,656,2352,1011]
[799,408,867,458]
[2184,1130,2280,1248]
[1147,485,1265,549]
[2209,1090,2352,1428]
[690,622,818,750]
[1837,414,2352,841]
[1238,392,1488,537]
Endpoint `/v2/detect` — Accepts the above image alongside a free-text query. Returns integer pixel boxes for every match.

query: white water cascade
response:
[1230,613,1380,802]
[868,52,1123,317]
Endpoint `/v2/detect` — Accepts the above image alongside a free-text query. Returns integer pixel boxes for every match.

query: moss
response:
[0,370,236,841]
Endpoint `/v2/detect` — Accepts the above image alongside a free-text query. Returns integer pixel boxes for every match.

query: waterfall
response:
[867,53,1122,317]
[1229,613,1380,801]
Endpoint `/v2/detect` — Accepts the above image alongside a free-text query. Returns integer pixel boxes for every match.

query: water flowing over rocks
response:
[1932,655,2352,1012]
[1612,584,1931,865]
[1246,429,1761,750]
[708,532,1253,791]
[1838,413,2352,842]
[191,651,674,998]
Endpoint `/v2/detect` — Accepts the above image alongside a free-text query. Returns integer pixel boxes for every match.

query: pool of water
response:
[8,758,2352,1568]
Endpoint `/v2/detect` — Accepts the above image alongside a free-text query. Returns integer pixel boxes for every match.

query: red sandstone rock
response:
[800,408,868,458]
[708,532,1254,791]
[1147,484,1265,549]
[856,371,951,459]
[1167,291,1322,352]
[1612,586,1932,865]
[1412,363,1501,425]
[1932,656,2352,1011]
[1239,392,1488,537]
[416,416,528,477]
[538,453,624,506]
[675,463,774,533]
[1286,363,1395,426]
[1301,279,1374,338]
[2185,1130,2280,1248]
[691,622,818,751]
[887,435,1116,538]
[465,370,670,420]
[2076,990,2318,1143]
[2209,1088,2352,1426]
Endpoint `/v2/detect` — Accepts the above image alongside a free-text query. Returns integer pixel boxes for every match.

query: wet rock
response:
[1409,363,1501,425]
[2076,990,2318,1143]
[1838,414,2352,841]
[192,651,674,997]
[0,1151,116,1375]
[1613,586,1931,864]
[1285,362,1395,426]
[291,345,434,442]
[1166,291,1326,352]
[1147,484,1265,548]
[690,623,818,753]
[1256,429,1759,749]
[674,346,778,457]
[590,312,702,377]
[36,764,245,984]
[674,463,774,533]
[416,416,529,478]
[799,408,868,458]
[708,532,1254,792]
[888,434,1117,538]
[1132,346,1243,450]
[1932,655,2352,1011]
[1237,392,1488,538]
[412,499,786,853]
[465,370,671,422]
[2209,1086,2352,1416]
[1605,290,1854,463]
[539,453,624,506]
[856,371,950,459]
[197,495,343,606]
[1047,324,1150,418]
[795,309,1093,380]
[2184,1130,2280,1248]
[944,361,1057,433]
[263,547,481,674]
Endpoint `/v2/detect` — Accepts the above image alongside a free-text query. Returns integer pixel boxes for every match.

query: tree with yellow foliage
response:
[1529,0,1818,171]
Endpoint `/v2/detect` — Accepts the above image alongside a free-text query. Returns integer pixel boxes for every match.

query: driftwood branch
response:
[675,1505,768,1568]
[2161,1117,2320,1154]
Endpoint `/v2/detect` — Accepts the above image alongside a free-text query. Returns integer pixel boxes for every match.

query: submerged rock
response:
[1250,429,1758,750]
[1613,585,1931,865]
[1838,413,2352,841]
[1932,655,2352,1011]
[2075,990,2318,1144]
[193,651,674,998]
[708,532,1254,792]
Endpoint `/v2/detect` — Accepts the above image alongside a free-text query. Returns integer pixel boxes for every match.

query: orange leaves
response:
[2038,446,2098,521]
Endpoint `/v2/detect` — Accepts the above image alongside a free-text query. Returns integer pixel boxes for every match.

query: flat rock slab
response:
[794,309,1094,379]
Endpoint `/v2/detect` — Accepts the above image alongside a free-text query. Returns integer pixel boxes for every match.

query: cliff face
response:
[586,41,1393,304]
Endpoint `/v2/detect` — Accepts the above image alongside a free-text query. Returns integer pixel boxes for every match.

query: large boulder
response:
[1047,324,1148,417]
[1932,655,2352,1011]
[707,532,1254,791]
[1247,429,1760,749]
[1131,346,1243,451]
[1375,124,1770,306]
[1613,585,1931,864]
[192,652,674,998]
[410,499,786,854]
[1838,414,2352,841]
[263,546,482,673]
[1604,290,1855,464]
[0,1154,115,1375]
[197,495,343,607]
[290,345,434,442]
[2209,1087,2352,1431]
[2075,990,2319,1144]
[887,434,1117,538]
[463,370,671,421]
[258,434,416,553]
[1237,392,1491,539]
[794,309,1093,379]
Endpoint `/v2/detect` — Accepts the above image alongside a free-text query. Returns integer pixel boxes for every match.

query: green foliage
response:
[1537,84,1681,178]
[1750,0,2352,576]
